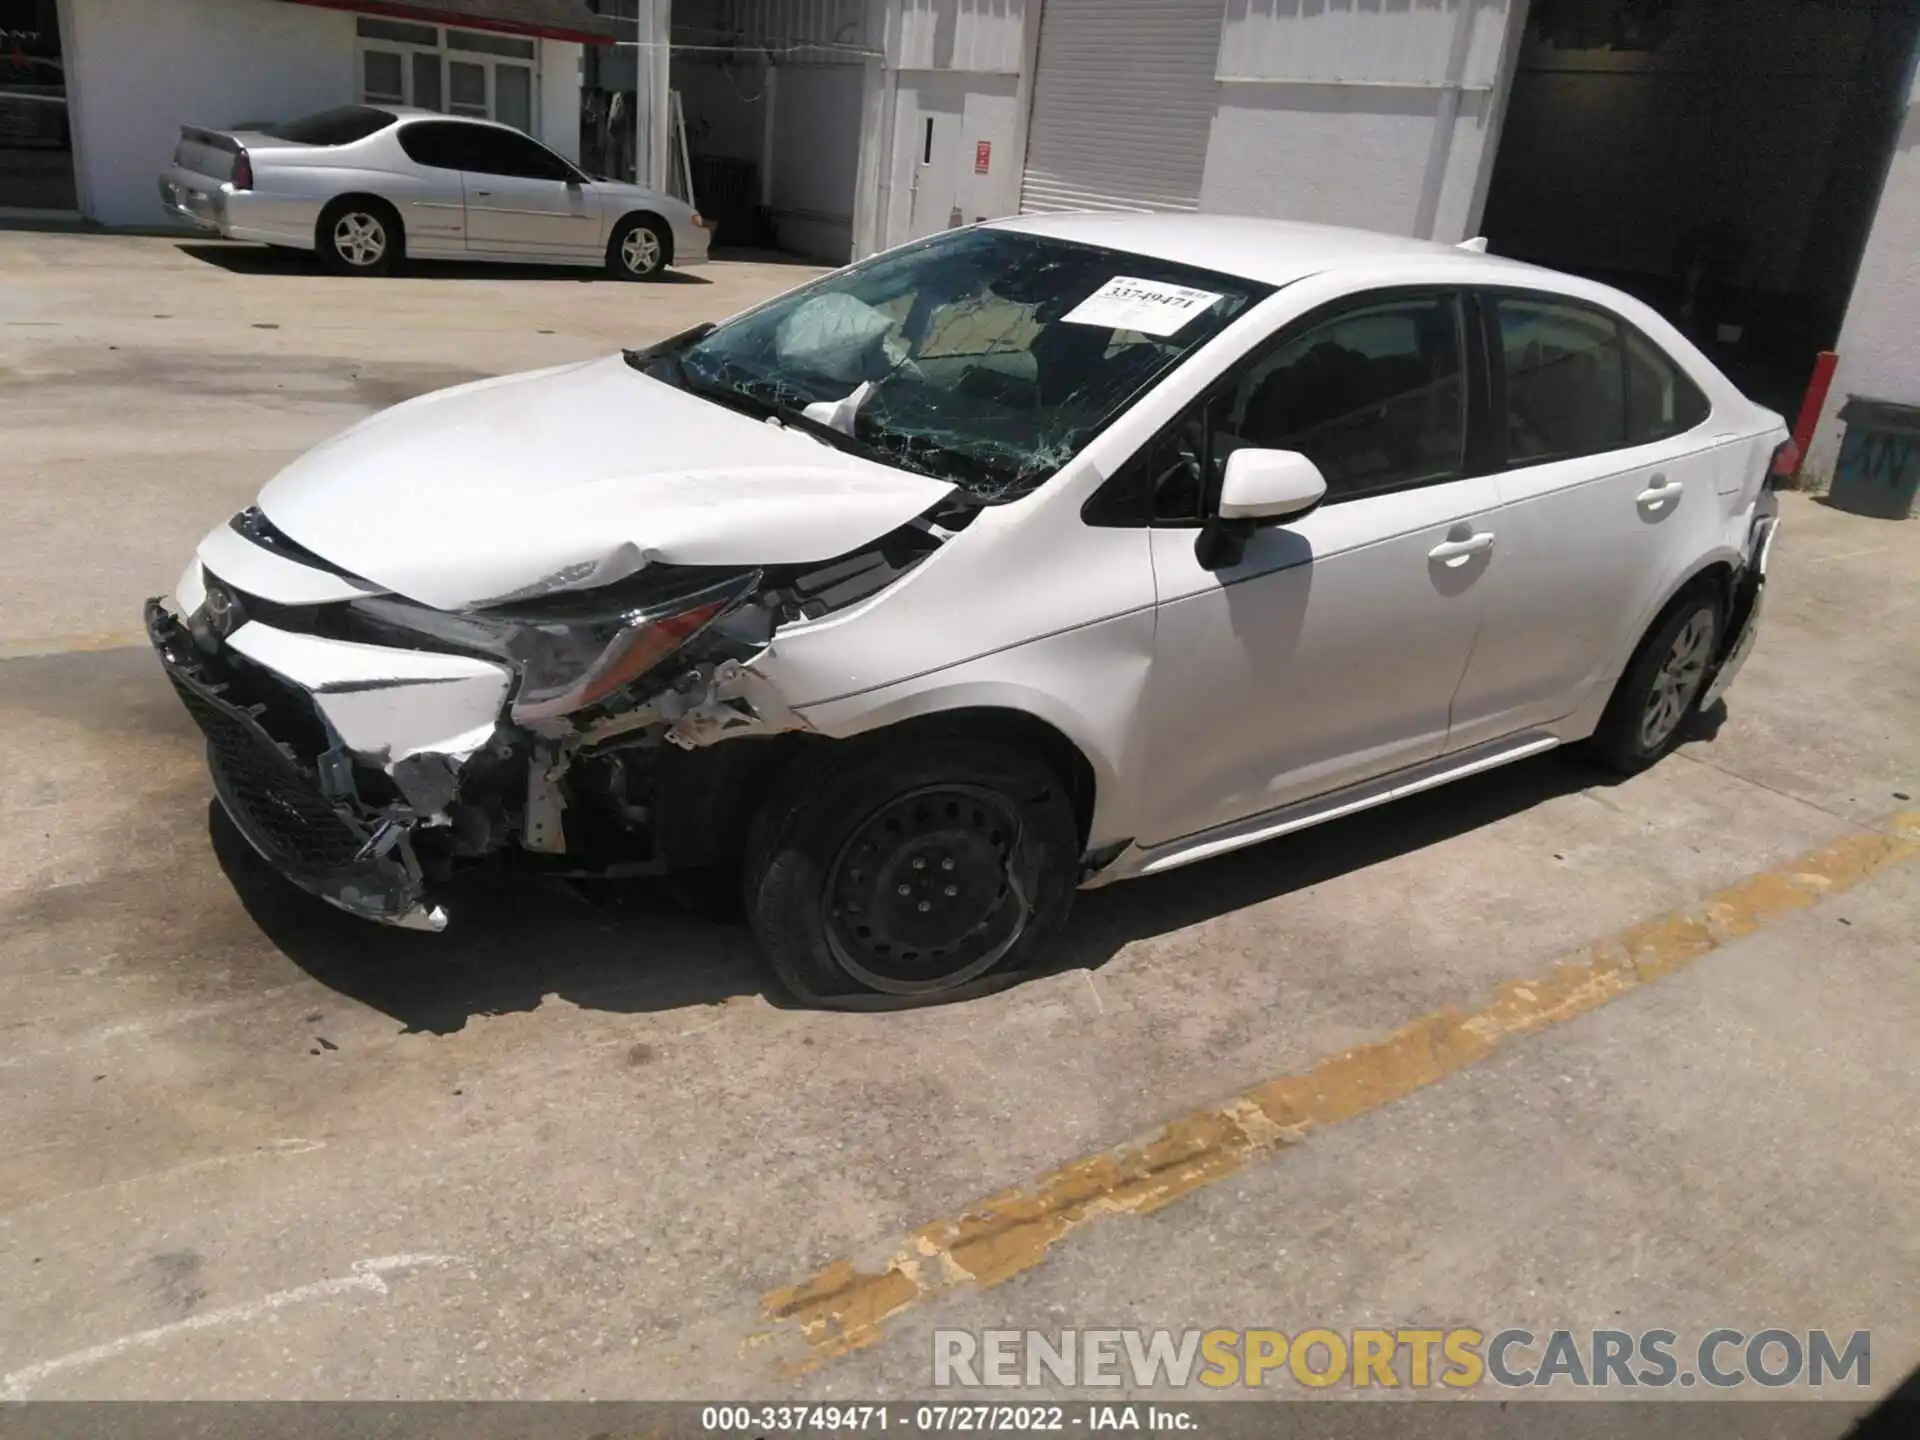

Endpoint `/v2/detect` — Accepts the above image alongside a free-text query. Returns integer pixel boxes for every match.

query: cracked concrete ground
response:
[0,231,1915,1421]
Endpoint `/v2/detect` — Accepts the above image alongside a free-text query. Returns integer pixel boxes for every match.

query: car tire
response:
[316,198,402,277]
[607,215,670,281]
[744,738,1080,1007]
[1585,586,1724,775]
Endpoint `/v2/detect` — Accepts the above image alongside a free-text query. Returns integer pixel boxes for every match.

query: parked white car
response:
[159,104,708,279]
[148,214,1787,1004]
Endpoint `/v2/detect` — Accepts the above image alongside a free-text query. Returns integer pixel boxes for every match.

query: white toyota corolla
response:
[149,213,1787,1004]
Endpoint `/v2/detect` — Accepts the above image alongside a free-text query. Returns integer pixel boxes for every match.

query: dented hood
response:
[257,354,956,610]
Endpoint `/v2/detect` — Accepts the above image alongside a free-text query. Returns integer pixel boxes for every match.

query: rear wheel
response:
[317,198,401,276]
[1586,588,1722,774]
[744,739,1079,1006]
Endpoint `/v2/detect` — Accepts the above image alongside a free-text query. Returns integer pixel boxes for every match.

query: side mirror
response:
[1218,448,1328,522]
[1196,449,1328,571]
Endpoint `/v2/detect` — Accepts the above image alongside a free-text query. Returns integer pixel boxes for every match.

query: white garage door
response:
[1018,0,1226,214]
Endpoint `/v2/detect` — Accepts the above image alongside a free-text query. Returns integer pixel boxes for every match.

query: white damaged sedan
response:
[150,214,1787,1004]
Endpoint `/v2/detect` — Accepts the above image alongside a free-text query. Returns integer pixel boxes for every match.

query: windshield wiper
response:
[621,322,714,373]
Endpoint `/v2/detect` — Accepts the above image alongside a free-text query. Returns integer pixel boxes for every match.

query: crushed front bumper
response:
[146,600,448,931]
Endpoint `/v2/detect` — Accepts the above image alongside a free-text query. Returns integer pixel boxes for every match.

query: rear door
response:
[1445,291,1730,750]
[453,124,600,257]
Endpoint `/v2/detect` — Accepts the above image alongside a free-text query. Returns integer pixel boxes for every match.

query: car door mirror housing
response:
[1196,449,1328,570]
[1218,448,1328,522]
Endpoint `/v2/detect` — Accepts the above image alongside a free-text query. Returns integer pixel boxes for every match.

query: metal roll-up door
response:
[1018,0,1227,214]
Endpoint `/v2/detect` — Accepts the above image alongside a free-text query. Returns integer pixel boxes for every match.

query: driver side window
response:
[1086,290,1469,526]
[1222,292,1467,503]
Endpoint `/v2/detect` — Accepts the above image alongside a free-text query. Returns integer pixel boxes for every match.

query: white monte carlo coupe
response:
[148,214,1788,1005]
[160,104,709,280]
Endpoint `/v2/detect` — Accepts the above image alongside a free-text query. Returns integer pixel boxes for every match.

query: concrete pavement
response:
[0,231,1915,1416]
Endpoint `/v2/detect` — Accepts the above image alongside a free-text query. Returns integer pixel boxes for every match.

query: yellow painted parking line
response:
[760,810,1920,1373]
[0,632,145,661]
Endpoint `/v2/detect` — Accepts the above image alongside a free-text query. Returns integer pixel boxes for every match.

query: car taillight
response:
[1766,438,1801,488]
[232,150,254,191]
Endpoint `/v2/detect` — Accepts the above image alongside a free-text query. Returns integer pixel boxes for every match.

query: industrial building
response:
[4,0,1916,471]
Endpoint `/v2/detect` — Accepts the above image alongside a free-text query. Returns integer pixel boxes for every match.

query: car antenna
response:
[1457,236,1490,253]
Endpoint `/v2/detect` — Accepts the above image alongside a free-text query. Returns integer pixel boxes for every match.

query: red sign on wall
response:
[974,140,992,174]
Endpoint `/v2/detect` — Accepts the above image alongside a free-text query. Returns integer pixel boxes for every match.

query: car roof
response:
[986,211,1547,289]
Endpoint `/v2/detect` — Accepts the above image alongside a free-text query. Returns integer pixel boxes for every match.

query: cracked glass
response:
[663,229,1271,502]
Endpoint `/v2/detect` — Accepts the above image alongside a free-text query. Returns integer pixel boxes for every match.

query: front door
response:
[457,124,600,256]
[1130,289,1500,845]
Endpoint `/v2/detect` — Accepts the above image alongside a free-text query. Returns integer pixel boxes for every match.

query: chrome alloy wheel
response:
[332,211,388,268]
[621,226,663,276]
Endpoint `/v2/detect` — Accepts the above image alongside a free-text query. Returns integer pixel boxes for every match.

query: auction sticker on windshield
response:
[1061,276,1225,337]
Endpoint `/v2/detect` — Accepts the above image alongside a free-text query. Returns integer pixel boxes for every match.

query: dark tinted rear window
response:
[260,106,397,146]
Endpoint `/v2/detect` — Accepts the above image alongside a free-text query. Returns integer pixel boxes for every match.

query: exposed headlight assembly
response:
[349,571,760,727]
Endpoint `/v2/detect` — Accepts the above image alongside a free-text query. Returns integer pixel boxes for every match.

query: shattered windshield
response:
[660,229,1271,502]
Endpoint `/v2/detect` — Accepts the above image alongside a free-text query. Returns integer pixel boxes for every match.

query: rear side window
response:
[398,120,481,171]
[260,106,397,146]
[1625,328,1711,443]
[1492,294,1710,464]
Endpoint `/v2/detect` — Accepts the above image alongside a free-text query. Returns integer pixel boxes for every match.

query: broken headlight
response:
[349,572,759,726]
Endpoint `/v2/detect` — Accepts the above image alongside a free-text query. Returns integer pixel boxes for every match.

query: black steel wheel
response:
[823,784,1030,995]
[745,738,1080,1007]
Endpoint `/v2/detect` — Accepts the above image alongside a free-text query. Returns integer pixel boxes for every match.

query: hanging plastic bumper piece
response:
[145,600,449,931]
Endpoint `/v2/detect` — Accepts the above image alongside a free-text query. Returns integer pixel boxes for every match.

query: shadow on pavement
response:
[1037,746,1635,982]
[1845,1361,1920,1438]
[174,241,712,284]
[210,802,768,1035]
[213,728,1684,1034]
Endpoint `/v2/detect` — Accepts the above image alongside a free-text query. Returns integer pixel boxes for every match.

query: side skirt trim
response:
[1088,732,1562,887]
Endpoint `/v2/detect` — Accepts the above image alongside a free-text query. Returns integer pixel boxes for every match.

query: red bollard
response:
[1790,350,1839,478]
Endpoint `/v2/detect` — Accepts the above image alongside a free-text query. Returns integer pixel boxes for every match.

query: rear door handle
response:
[1428,532,1495,566]
[1637,474,1681,509]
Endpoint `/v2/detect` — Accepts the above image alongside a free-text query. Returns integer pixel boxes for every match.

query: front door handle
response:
[1637,474,1682,510]
[1428,532,1495,566]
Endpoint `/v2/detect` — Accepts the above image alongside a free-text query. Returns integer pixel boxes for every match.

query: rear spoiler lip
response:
[180,125,245,154]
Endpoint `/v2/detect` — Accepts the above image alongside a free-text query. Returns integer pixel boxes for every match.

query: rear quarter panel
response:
[265,133,466,255]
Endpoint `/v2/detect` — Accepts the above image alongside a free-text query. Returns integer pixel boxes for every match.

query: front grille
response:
[164,671,366,872]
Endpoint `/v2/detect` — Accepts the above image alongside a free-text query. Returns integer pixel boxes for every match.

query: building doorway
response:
[1478,0,1920,415]
[0,0,75,213]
